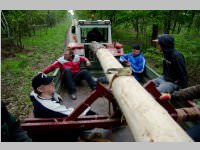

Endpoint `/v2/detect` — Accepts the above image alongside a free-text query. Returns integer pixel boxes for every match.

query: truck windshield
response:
[80,27,108,43]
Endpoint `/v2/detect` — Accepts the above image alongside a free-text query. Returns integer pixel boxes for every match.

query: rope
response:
[106,67,132,89]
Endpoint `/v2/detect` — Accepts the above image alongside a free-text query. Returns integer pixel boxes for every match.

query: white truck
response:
[69,20,124,60]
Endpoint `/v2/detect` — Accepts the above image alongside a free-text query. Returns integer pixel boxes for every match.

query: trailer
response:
[21,20,130,142]
[21,65,199,142]
[20,20,199,142]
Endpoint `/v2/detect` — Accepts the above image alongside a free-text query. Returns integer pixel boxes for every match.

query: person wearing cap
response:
[159,84,200,142]
[42,48,97,100]
[151,34,188,93]
[119,44,146,81]
[30,73,95,118]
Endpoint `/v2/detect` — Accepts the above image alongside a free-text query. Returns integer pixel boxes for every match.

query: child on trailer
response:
[30,72,96,118]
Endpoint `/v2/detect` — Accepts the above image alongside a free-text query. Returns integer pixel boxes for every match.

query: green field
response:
[1,20,71,120]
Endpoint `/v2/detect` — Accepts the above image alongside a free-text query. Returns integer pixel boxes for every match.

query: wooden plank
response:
[90,42,193,142]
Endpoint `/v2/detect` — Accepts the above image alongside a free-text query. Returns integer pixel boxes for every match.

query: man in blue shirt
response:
[119,44,146,81]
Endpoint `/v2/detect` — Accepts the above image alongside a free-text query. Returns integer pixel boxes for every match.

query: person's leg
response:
[97,76,108,84]
[132,73,140,81]
[133,72,145,81]
[62,68,76,94]
[74,70,97,90]
[157,81,178,93]
[187,124,200,142]
[152,76,165,87]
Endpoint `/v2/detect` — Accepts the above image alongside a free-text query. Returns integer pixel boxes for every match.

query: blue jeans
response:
[152,76,178,93]
[187,124,200,142]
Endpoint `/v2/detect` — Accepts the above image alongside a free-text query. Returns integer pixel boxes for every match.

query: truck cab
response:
[69,20,124,60]
[76,20,112,44]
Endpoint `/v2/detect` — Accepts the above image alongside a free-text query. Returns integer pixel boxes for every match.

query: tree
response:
[1,10,68,49]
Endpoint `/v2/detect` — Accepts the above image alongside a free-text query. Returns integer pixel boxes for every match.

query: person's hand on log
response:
[123,60,131,67]
[159,93,171,101]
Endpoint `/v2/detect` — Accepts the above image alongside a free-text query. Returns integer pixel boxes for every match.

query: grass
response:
[1,19,71,120]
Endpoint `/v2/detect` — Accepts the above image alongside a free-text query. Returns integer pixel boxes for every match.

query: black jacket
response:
[158,34,188,88]
[1,102,32,142]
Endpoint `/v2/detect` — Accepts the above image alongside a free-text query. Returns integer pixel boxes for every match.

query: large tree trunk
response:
[164,11,172,34]
[177,24,182,34]
[151,24,158,46]
[1,11,10,38]
[90,42,193,142]
[135,19,139,39]
[187,11,196,33]
[172,11,179,34]
[172,20,177,34]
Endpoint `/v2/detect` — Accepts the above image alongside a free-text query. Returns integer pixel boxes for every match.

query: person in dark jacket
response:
[119,44,146,81]
[30,73,95,118]
[87,28,103,42]
[160,84,200,142]
[1,101,32,142]
[151,34,188,93]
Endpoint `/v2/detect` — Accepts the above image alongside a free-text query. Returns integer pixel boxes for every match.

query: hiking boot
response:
[71,93,77,100]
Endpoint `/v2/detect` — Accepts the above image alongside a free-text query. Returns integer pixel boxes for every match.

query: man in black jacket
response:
[152,34,188,93]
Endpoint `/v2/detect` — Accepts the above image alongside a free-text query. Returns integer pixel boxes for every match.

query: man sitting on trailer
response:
[42,48,97,100]
[119,44,146,81]
[30,73,96,118]
[151,34,188,93]
[160,84,200,142]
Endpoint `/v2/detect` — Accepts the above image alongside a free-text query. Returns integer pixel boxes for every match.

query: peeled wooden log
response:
[90,42,193,142]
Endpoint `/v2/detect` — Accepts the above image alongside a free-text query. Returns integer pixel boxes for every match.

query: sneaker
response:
[86,110,97,116]
[71,93,77,100]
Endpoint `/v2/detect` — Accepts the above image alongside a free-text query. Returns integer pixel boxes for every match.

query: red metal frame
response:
[21,83,124,132]
[144,81,177,115]
[144,81,199,122]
